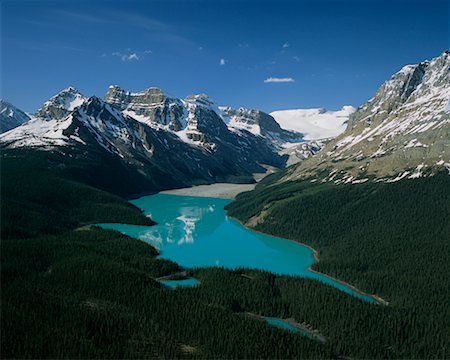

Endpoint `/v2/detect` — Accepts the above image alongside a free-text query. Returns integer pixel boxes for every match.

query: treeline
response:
[227,173,450,358]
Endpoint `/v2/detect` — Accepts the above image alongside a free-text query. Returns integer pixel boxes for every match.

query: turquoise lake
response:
[98,194,376,303]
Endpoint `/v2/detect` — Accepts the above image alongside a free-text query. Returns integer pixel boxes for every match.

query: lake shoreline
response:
[159,182,257,199]
[158,166,277,199]
[243,312,326,343]
[227,215,388,305]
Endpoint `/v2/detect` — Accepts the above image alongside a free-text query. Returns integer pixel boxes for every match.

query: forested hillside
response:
[226,173,450,358]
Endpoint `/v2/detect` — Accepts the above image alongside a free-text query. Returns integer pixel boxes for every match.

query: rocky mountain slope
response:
[0,100,31,133]
[282,51,450,184]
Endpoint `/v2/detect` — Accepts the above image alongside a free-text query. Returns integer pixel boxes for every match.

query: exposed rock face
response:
[279,140,326,166]
[220,106,303,144]
[104,86,185,131]
[0,100,30,133]
[284,51,450,183]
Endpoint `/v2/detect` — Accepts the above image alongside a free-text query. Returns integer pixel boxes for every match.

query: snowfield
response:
[270,106,355,140]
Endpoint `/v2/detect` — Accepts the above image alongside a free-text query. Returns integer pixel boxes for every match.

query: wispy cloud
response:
[112,52,139,61]
[111,49,151,62]
[264,77,295,83]
[293,55,300,62]
[219,58,227,66]
[282,42,290,49]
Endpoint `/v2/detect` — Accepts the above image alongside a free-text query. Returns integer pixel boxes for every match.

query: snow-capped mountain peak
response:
[0,100,31,133]
[35,87,87,121]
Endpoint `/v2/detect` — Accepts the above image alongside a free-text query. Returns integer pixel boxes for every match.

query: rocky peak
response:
[352,51,449,128]
[184,93,216,108]
[104,86,170,106]
[104,85,128,105]
[35,87,87,121]
[104,85,185,131]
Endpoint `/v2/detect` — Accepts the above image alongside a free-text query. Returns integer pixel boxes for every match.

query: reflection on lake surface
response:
[98,194,376,303]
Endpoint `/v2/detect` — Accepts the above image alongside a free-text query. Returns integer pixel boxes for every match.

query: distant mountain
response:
[0,87,291,194]
[270,106,355,140]
[283,51,450,183]
[0,100,31,133]
[219,106,303,144]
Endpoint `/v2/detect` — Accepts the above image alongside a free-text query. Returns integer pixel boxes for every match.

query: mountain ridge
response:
[0,91,288,194]
[281,51,450,184]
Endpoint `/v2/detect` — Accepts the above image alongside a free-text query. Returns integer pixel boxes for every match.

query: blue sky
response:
[1,0,448,113]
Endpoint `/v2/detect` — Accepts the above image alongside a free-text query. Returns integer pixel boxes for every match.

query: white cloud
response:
[293,55,300,62]
[219,58,226,65]
[264,77,295,83]
[127,53,140,61]
[111,50,149,62]
[282,42,290,49]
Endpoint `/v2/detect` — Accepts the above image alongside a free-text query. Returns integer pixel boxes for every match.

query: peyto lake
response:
[99,193,376,303]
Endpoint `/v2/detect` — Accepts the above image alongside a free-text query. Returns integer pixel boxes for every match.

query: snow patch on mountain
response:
[1,116,73,147]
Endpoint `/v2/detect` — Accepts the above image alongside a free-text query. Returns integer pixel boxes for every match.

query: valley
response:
[1,49,449,359]
[96,193,379,303]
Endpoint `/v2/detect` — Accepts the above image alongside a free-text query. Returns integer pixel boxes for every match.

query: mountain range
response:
[1,51,449,192]
[0,86,305,195]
